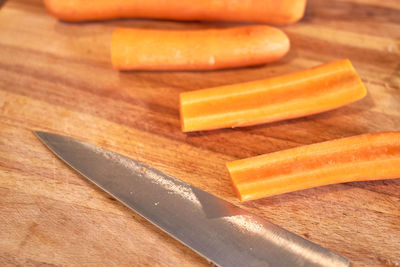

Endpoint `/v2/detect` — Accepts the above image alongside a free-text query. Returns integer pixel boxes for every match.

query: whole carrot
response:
[226,132,400,201]
[44,0,307,25]
[111,26,290,71]
[180,59,366,132]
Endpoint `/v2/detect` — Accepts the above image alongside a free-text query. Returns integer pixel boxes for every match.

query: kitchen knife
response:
[35,131,350,267]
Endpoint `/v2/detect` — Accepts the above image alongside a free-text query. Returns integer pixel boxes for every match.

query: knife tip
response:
[34,130,59,145]
[33,130,48,140]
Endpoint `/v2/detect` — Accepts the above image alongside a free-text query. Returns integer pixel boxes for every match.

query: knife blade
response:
[35,131,350,267]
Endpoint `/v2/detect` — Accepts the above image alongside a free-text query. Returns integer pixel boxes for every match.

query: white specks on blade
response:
[223,215,346,266]
[224,215,264,234]
[83,141,201,206]
[146,170,201,206]
[82,141,143,173]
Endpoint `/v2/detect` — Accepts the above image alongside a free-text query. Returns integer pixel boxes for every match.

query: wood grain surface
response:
[1,0,400,266]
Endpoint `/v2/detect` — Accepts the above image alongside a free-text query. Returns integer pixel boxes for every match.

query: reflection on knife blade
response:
[35,131,350,267]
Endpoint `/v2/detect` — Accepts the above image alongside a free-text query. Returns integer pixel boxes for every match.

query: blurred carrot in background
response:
[44,0,307,25]
[111,26,290,71]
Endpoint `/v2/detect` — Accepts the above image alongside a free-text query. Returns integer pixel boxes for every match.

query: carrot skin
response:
[180,59,367,132]
[226,132,400,201]
[111,26,290,71]
[43,0,307,25]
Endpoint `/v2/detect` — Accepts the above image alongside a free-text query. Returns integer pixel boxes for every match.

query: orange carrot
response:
[111,26,290,71]
[227,132,400,201]
[180,59,367,132]
[43,0,307,25]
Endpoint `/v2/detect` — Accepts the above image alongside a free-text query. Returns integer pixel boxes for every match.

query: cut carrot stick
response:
[227,132,400,201]
[43,0,307,25]
[180,59,367,132]
[111,26,290,71]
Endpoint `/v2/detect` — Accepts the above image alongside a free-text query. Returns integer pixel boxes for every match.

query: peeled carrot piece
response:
[227,132,400,201]
[180,59,367,132]
[111,26,290,71]
[43,0,307,25]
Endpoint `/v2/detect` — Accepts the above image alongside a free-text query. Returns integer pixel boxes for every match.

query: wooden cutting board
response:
[1,0,399,266]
